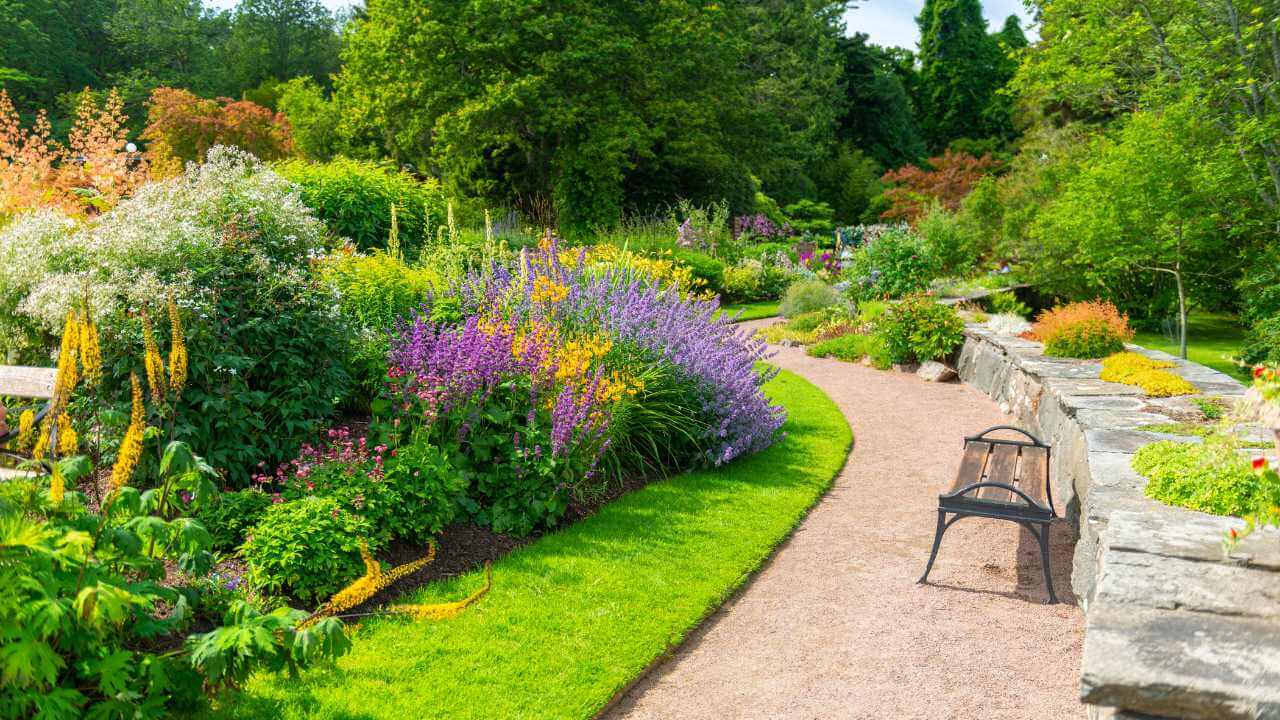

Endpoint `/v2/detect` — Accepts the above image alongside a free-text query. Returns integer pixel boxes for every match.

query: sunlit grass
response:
[1131,312,1249,381]
[716,300,779,322]
[205,368,851,720]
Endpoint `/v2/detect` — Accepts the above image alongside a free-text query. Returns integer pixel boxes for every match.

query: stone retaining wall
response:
[955,327,1280,720]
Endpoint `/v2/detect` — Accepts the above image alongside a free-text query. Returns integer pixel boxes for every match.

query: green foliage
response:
[873,294,964,364]
[808,332,892,368]
[1238,248,1280,366]
[835,34,925,168]
[320,250,439,409]
[779,279,841,318]
[376,441,468,542]
[276,77,344,161]
[987,290,1030,317]
[0,448,347,718]
[243,495,375,602]
[914,203,975,274]
[916,0,1015,149]
[197,489,273,551]
[1136,439,1280,517]
[782,199,836,236]
[844,228,941,299]
[276,157,444,256]
[336,0,848,231]
[672,249,726,295]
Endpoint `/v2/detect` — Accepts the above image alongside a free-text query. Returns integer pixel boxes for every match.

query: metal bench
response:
[917,425,1058,604]
[0,365,57,479]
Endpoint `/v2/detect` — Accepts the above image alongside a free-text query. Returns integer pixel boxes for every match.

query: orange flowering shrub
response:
[1029,299,1133,358]
[0,89,148,218]
[879,150,1002,222]
[142,87,294,171]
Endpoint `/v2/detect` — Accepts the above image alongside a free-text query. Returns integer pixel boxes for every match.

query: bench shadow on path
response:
[924,517,1079,606]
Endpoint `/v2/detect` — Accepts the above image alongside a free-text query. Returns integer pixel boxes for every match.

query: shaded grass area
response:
[207,369,851,720]
[716,300,779,322]
[1131,312,1249,382]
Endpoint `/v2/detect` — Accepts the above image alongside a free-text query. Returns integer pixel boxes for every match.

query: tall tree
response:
[731,0,848,204]
[0,0,118,110]
[835,33,924,167]
[915,0,1004,149]
[338,0,752,232]
[228,0,339,88]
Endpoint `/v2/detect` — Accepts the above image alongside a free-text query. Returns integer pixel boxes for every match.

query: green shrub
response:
[856,299,890,324]
[672,248,726,295]
[873,294,965,364]
[197,488,273,551]
[1135,439,1280,517]
[321,250,440,409]
[987,290,1031,317]
[1240,314,1280,366]
[808,333,891,368]
[782,199,836,235]
[243,495,376,602]
[721,261,763,303]
[845,228,942,299]
[372,440,467,541]
[779,279,840,318]
[915,203,975,274]
[276,157,444,256]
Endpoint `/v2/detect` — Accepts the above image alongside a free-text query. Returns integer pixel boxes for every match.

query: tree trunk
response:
[1175,264,1188,360]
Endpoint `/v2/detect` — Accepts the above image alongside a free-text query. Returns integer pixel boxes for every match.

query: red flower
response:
[1230,528,1239,539]
[1255,365,1265,378]
[1253,457,1268,471]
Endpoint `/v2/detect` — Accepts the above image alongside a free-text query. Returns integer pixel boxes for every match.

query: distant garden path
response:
[607,318,1085,719]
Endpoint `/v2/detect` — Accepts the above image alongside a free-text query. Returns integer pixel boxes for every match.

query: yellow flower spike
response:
[32,416,52,460]
[49,462,65,505]
[55,413,77,456]
[141,311,165,403]
[15,409,35,452]
[50,311,80,415]
[299,541,439,629]
[167,295,187,394]
[110,374,145,491]
[79,315,102,388]
[390,563,492,621]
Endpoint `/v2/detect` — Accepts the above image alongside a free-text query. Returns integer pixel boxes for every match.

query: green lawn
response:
[1131,312,1249,381]
[207,368,851,720]
[716,300,779,322]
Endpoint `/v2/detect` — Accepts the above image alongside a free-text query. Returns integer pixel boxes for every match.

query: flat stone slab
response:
[1105,510,1280,571]
[1081,604,1280,720]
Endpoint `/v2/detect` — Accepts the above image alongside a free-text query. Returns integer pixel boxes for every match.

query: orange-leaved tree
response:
[142,88,294,172]
[878,150,1001,222]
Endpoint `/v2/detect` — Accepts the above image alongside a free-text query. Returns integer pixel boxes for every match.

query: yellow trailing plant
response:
[1100,352,1197,397]
[300,540,492,629]
[167,295,187,394]
[141,311,166,403]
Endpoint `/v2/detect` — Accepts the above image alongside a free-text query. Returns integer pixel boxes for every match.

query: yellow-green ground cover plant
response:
[1099,351,1197,397]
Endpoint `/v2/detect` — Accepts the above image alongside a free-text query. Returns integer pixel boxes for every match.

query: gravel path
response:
[606,320,1085,720]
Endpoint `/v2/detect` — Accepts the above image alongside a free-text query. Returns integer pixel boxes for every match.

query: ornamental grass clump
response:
[1100,351,1197,397]
[1030,300,1133,358]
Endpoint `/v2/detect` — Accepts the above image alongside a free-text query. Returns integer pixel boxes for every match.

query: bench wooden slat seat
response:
[0,365,58,480]
[918,425,1059,604]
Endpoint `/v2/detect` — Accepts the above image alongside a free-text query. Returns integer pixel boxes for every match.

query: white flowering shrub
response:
[0,146,350,484]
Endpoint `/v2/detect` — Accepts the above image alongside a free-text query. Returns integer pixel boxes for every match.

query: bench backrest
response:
[0,366,56,400]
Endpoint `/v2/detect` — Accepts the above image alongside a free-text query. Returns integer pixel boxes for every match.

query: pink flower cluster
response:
[251,426,388,493]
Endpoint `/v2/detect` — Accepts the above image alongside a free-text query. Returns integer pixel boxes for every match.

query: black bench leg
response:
[1033,522,1058,605]
[918,509,948,585]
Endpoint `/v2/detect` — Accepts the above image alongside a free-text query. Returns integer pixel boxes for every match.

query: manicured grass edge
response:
[209,368,850,720]
[717,300,780,322]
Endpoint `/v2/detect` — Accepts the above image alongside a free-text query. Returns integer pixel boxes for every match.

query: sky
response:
[205,0,1036,52]
[844,0,1037,50]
